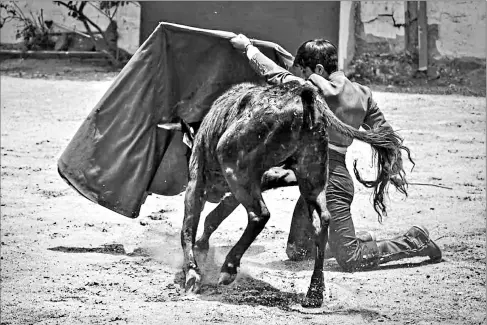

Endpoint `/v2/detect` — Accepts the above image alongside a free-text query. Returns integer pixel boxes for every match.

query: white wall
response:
[356,0,485,59]
[427,1,486,59]
[361,1,405,40]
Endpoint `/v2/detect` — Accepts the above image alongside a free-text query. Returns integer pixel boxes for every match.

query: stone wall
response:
[346,1,485,95]
[354,1,486,60]
[0,0,140,54]
[356,1,405,55]
[427,1,486,59]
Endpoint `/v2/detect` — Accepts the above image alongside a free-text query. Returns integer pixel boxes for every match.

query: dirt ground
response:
[1,59,486,325]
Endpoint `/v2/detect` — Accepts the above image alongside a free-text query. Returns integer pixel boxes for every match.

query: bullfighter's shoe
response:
[377,225,442,264]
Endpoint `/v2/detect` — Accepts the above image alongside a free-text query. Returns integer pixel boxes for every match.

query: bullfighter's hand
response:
[230,34,252,51]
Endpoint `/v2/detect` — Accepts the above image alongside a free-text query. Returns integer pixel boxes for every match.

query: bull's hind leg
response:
[294,139,331,308]
[217,168,270,285]
[181,175,206,293]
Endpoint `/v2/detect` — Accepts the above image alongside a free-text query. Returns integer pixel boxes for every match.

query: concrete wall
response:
[427,1,486,59]
[338,1,356,70]
[139,1,340,58]
[0,0,140,53]
[354,1,486,59]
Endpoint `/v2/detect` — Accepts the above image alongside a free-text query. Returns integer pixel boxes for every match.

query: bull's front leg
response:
[195,194,239,253]
[181,178,205,293]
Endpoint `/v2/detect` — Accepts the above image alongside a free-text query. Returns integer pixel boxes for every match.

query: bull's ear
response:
[181,120,196,141]
[180,119,191,134]
[182,132,193,149]
[180,119,196,149]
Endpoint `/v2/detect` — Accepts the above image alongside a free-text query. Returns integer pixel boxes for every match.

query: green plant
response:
[0,1,54,50]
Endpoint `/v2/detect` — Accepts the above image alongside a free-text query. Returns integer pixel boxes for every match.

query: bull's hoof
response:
[301,296,323,308]
[218,271,237,285]
[302,290,323,308]
[185,269,202,293]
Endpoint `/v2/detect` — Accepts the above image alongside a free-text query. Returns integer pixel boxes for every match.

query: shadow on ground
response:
[48,244,151,257]
[171,246,386,321]
[48,240,386,321]
[48,223,444,322]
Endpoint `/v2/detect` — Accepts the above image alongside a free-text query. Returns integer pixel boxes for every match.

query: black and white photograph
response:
[1,1,485,324]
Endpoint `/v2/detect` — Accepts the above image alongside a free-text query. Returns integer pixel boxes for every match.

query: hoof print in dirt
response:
[148,209,172,220]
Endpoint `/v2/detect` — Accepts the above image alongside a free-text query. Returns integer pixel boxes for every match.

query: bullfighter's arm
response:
[245,45,305,85]
[361,86,393,130]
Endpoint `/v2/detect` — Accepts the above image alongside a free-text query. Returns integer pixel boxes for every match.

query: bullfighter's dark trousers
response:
[264,150,441,272]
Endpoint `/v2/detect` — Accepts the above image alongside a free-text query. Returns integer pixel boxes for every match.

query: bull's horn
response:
[157,123,182,131]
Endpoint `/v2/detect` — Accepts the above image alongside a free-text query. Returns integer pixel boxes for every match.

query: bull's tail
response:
[300,86,415,221]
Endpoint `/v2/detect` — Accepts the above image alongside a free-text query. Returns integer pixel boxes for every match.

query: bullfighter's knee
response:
[261,167,297,190]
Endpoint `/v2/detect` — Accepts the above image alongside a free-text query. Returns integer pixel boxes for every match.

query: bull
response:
[180,81,412,307]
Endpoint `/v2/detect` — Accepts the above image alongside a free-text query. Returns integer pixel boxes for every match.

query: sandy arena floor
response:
[1,72,485,324]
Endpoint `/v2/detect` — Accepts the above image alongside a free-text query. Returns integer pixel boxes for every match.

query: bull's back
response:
[191,81,316,195]
[214,82,312,175]
[197,83,260,149]
[217,100,304,168]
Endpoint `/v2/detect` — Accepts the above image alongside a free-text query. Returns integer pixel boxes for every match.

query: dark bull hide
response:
[181,81,412,308]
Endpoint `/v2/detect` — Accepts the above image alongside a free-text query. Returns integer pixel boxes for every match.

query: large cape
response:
[57,22,294,218]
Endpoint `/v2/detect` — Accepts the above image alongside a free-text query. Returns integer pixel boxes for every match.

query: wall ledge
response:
[0,50,109,61]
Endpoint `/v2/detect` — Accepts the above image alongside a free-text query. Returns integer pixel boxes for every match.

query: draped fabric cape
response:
[57,22,294,218]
